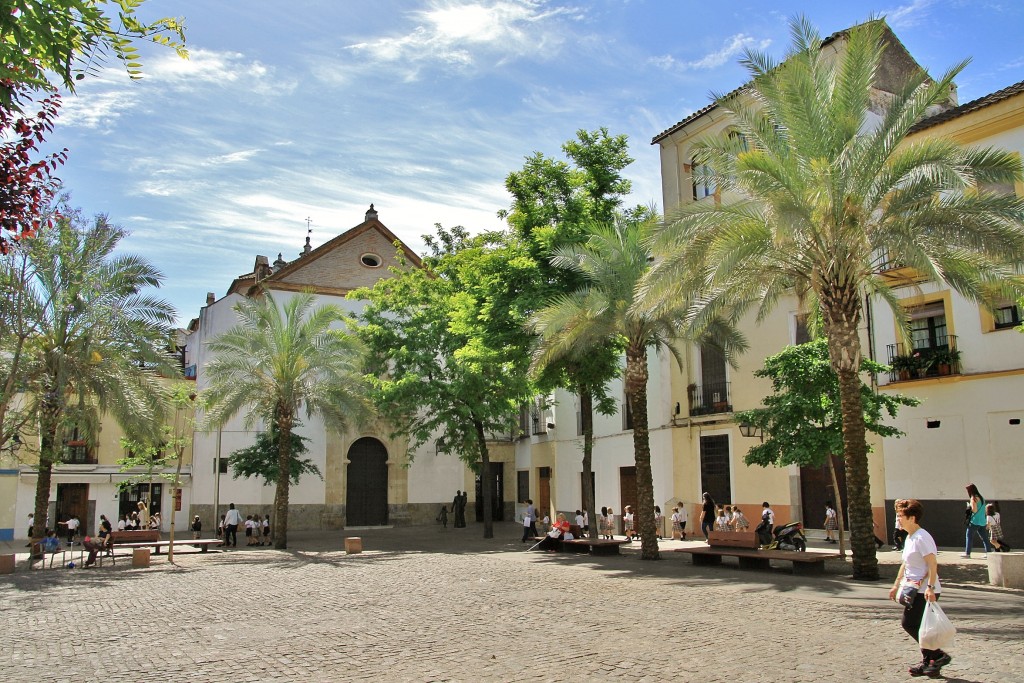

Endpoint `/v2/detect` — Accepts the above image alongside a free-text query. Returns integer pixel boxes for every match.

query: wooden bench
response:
[676,546,831,575]
[707,530,759,548]
[560,538,632,556]
[109,530,160,546]
[116,538,223,554]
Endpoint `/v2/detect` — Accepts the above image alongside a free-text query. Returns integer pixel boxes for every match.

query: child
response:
[733,507,749,531]
[217,514,225,539]
[263,515,271,545]
[824,502,838,543]
[574,509,585,530]
[671,506,682,539]
[244,514,255,546]
[602,509,613,539]
[541,514,551,536]
[599,507,610,539]
[623,505,635,541]
[677,504,688,540]
[715,507,730,532]
[723,505,734,531]
[438,505,449,528]
[988,503,1012,551]
[191,515,202,539]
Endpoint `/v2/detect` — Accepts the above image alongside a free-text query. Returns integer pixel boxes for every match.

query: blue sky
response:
[44,0,1024,325]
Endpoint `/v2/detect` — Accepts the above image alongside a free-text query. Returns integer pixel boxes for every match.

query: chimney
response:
[254,255,271,282]
[206,292,215,306]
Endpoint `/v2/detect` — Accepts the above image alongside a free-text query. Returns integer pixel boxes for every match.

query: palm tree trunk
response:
[625,345,659,560]
[579,386,597,540]
[823,299,878,580]
[274,409,294,549]
[473,418,493,539]
[32,399,62,543]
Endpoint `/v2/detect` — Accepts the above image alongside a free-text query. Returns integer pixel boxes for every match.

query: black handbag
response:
[898,582,920,607]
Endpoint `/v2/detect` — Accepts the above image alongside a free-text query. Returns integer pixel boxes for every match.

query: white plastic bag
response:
[919,601,956,650]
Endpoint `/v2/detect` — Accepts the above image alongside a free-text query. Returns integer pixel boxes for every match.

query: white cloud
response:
[884,0,933,28]
[205,149,263,165]
[651,34,772,72]
[345,0,581,76]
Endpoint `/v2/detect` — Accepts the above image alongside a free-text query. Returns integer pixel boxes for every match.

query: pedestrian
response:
[25,513,35,547]
[715,507,729,532]
[245,514,255,546]
[524,499,537,539]
[756,501,775,546]
[58,514,80,546]
[888,498,952,677]
[137,501,150,529]
[520,507,532,542]
[150,512,161,531]
[670,506,682,540]
[117,515,126,532]
[541,514,550,535]
[623,505,635,541]
[962,483,993,558]
[263,514,271,545]
[191,515,202,539]
[677,503,688,540]
[654,505,663,539]
[987,503,1012,552]
[439,505,450,529]
[722,505,733,531]
[824,501,838,543]
[574,509,585,530]
[224,503,242,547]
[98,514,112,541]
[582,509,589,534]
[599,506,611,539]
[733,507,749,531]
[894,511,907,551]
[452,490,466,528]
[699,492,716,541]
[217,514,225,539]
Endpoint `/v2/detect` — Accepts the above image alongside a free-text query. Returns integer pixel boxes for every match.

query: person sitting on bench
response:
[83,536,108,567]
[536,514,571,551]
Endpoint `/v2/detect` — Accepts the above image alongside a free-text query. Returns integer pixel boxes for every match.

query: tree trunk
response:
[31,400,62,542]
[167,452,185,564]
[625,344,659,560]
[473,418,493,539]
[274,409,294,549]
[822,289,878,580]
[579,386,598,540]
[828,453,847,559]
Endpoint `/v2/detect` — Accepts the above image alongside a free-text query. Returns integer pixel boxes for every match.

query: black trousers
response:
[225,524,238,547]
[902,593,944,661]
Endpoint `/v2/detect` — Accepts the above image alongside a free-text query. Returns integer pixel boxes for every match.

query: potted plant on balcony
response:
[890,354,916,381]
[932,348,962,376]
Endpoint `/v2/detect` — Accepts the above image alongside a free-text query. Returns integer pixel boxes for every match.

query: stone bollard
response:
[0,554,15,574]
[344,537,362,554]
[132,548,151,568]
[987,552,1024,588]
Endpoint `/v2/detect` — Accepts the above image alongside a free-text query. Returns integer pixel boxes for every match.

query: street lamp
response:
[738,422,763,441]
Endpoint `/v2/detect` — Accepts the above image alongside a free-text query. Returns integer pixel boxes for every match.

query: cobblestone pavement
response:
[2,524,1022,682]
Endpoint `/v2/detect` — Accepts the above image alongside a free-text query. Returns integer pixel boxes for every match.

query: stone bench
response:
[988,552,1024,589]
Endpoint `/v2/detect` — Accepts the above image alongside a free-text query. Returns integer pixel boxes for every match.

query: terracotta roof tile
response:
[909,79,1024,134]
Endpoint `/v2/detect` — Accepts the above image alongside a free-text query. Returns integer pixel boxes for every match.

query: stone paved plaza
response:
[2,524,1022,682]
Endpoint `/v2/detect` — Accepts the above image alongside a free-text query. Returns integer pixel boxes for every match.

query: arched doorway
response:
[346,438,388,526]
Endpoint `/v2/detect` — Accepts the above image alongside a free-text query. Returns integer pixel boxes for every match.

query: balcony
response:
[887,335,962,382]
[63,441,97,465]
[688,381,732,416]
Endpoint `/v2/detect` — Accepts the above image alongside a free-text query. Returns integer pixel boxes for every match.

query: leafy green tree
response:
[735,339,919,556]
[352,226,536,539]
[648,18,1024,579]
[0,0,187,107]
[116,381,198,562]
[20,204,176,541]
[502,128,634,538]
[533,212,745,559]
[227,425,320,486]
[203,290,370,549]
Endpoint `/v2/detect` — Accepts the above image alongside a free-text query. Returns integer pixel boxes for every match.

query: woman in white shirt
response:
[888,499,951,678]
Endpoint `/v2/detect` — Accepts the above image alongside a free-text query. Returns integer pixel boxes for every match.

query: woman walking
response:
[699,492,716,541]
[962,484,993,558]
[888,499,952,677]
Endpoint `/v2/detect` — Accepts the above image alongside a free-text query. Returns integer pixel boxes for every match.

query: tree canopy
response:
[0,0,187,107]
[228,425,320,487]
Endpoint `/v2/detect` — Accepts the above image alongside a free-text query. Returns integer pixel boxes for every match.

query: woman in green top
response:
[962,483,993,558]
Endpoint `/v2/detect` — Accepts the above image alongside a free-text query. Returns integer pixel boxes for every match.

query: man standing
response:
[521,499,537,542]
[224,503,242,547]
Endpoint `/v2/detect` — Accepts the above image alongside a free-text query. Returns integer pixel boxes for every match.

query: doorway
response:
[800,455,849,529]
[346,438,388,526]
[56,483,89,531]
[538,467,551,520]
[619,466,637,534]
[475,461,504,522]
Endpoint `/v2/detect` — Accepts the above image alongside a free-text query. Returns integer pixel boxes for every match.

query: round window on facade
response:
[360,253,382,268]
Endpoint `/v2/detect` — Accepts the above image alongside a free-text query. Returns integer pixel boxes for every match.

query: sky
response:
[40,0,1024,325]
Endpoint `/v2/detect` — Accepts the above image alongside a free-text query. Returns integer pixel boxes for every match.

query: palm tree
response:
[203,290,371,549]
[532,213,743,560]
[22,209,175,541]
[648,18,1024,579]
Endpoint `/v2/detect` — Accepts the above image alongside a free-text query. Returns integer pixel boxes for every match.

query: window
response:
[517,470,529,503]
[360,253,382,268]
[699,435,731,505]
[63,426,95,464]
[909,302,948,351]
[994,303,1022,330]
[119,483,162,520]
[691,161,715,200]
[793,313,811,345]
[213,457,229,474]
